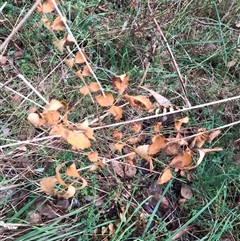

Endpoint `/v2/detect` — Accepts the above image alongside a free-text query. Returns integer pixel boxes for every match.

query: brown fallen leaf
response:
[124,165,137,177]
[158,167,172,184]
[64,58,75,69]
[82,64,93,76]
[135,145,153,172]
[89,82,100,92]
[96,93,114,107]
[52,16,66,30]
[88,151,98,162]
[40,177,58,195]
[56,163,67,186]
[112,130,122,140]
[174,116,189,131]
[109,106,123,120]
[53,38,65,53]
[45,99,64,111]
[154,122,162,133]
[123,94,153,110]
[112,73,129,95]
[66,163,80,178]
[42,17,51,31]
[79,85,89,95]
[148,135,168,155]
[130,123,142,134]
[75,50,88,64]
[37,0,60,13]
[169,150,192,170]
[114,143,125,152]
[57,185,76,199]
[208,130,221,143]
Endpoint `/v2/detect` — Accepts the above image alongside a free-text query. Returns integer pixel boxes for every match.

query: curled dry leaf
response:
[174,116,189,131]
[109,106,123,120]
[148,135,168,155]
[56,163,67,186]
[88,151,98,162]
[158,167,172,184]
[140,86,171,108]
[84,127,95,141]
[112,73,129,94]
[96,93,114,107]
[208,130,221,142]
[112,130,122,140]
[164,142,179,156]
[37,0,59,13]
[169,150,192,170]
[57,185,76,199]
[66,163,80,178]
[190,128,209,148]
[125,152,136,165]
[135,145,153,172]
[180,186,193,199]
[40,177,58,195]
[75,50,88,64]
[64,33,75,46]
[130,123,142,134]
[52,16,66,31]
[123,94,153,110]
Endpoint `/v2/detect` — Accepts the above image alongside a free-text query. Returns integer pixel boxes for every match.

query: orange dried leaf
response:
[123,94,153,110]
[42,110,60,125]
[51,125,91,150]
[56,163,67,186]
[45,99,64,111]
[89,82,100,92]
[114,143,125,152]
[40,177,57,195]
[75,119,89,131]
[154,122,162,133]
[88,151,98,162]
[148,135,168,155]
[57,185,76,199]
[75,50,87,64]
[169,150,192,170]
[79,86,89,95]
[109,106,123,120]
[128,136,142,144]
[131,123,141,134]
[112,73,129,94]
[37,0,59,13]
[75,177,88,190]
[125,152,136,165]
[112,130,122,140]
[52,16,66,30]
[82,64,93,76]
[96,93,114,107]
[174,116,189,131]
[64,33,75,46]
[158,167,172,184]
[89,163,99,172]
[66,163,80,178]
[164,142,179,156]
[84,127,95,141]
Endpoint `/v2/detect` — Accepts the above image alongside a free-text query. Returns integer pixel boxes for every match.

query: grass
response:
[1,0,240,240]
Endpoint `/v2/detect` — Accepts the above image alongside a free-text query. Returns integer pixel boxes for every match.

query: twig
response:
[51,0,106,97]
[17,74,49,105]
[0,0,42,53]
[147,1,191,107]
[139,62,151,86]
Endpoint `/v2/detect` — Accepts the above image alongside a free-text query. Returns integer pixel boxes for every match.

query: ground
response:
[0,0,240,240]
